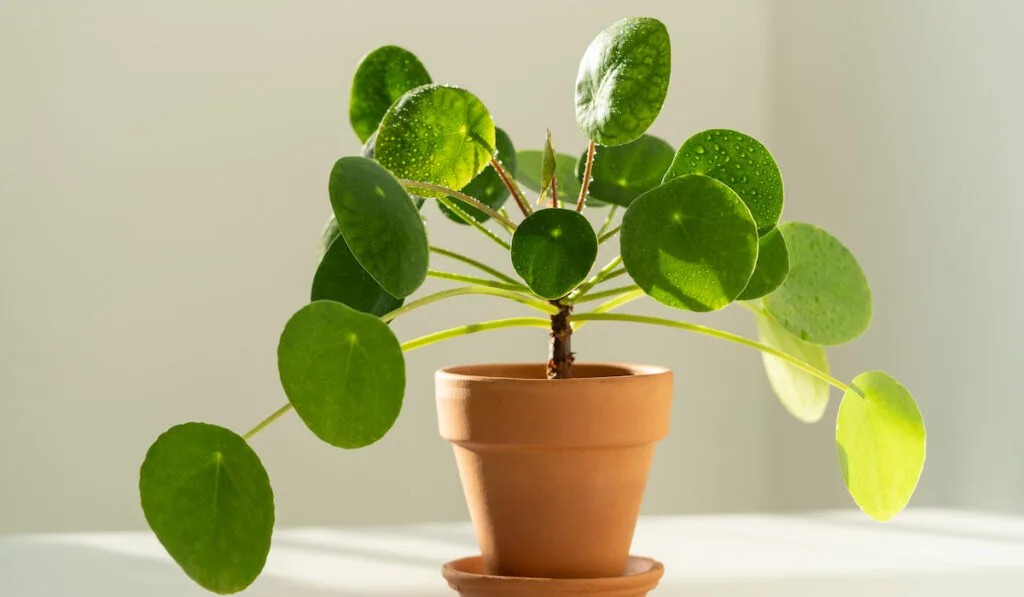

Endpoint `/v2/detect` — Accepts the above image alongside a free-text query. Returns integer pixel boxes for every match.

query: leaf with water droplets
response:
[328,157,429,299]
[375,85,495,195]
[511,209,597,299]
[576,17,671,146]
[439,128,517,224]
[738,226,790,300]
[278,301,405,449]
[837,371,926,521]
[762,222,871,345]
[621,174,759,311]
[576,134,674,207]
[349,46,432,143]
[664,129,783,235]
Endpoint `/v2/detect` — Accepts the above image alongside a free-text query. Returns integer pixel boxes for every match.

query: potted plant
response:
[138,15,927,597]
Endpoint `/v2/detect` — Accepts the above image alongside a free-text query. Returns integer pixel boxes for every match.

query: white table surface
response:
[2,509,1023,596]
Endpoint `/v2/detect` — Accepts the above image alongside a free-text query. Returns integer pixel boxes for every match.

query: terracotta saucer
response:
[441,555,664,597]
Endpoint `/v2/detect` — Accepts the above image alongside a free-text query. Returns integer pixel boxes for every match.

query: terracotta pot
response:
[436,363,673,579]
[442,555,664,597]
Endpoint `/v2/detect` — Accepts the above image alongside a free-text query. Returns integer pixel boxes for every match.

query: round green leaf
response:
[140,423,274,594]
[754,309,830,423]
[349,46,432,143]
[738,226,790,300]
[328,156,429,299]
[575,17,671,146]
[762,222,872,345]
[516,149,583,201]
[312,234,403,317]
[278,301,405,449]
[375,84,495,193]
[511,208,597,299]
[664,129,783,235]
[440,128,517,224]
[620,174,759,312]
[575,134,674,207]
[837,371,926,521]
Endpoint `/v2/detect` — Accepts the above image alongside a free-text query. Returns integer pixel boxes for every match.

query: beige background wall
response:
[2,0,1020,533]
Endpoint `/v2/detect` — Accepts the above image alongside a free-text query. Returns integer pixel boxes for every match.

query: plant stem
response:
[401,317,550,352]
[551,172,559,209]
[569,312,851,392]
[547,300,573,379]
[571,288,644,330]
[243,403,293,441]
[568,284,641,304]
[491,158,533,217]
[597,224,621,245]
[381,286,557,323]
[570,255,623,299]
[400,179,516,230]
[427,270,529,292]
[576,140,596,212]
[597,205,619,237]
[435,196,511,250]
[429,246,518,284]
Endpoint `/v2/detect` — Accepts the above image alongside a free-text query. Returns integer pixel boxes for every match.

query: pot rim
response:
[437,362,671,383]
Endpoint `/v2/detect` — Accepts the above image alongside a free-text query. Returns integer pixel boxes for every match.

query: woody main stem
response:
[547,300,574,380]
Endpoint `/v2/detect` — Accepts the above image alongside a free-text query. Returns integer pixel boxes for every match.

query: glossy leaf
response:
[140,423,274,594]
[738,226,790,300]
[312,234,403,316]
[439,128,517,224]
[349,46,432,143]
[278,301,405,449]
[511,208,597,299]
[328,156,429,298]
[375,84,495,194]
[516,150,582,202]
[576,134,674,207]
[575,17,671,146]
[755,309,830,423]
[664,129,783,235]
[837,371,926,521]
[763,222,872,345]
[621,174,759,312]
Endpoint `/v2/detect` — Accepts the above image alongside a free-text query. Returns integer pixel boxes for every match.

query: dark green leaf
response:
[516,150,582,202]
[328,156,429,298]
[312,234,403,316]
[511,208,597,299]
[763,222,872,345]
[664,129,783,235]
[439,128,517,224]
[575,17,671,146]
[375,84,495,194]
[318,213,341,261]
[349,46,432,143]
[140,423,274,594]
[837,371,926,521]
[738,226,790,300]
[754,309,830,423]
[278,301,405,449]
[620,174,759,311]
[360,133,426,210]
[575,134,674,207]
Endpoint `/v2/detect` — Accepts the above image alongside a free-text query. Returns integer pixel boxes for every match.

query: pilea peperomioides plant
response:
[139,16,927,594]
